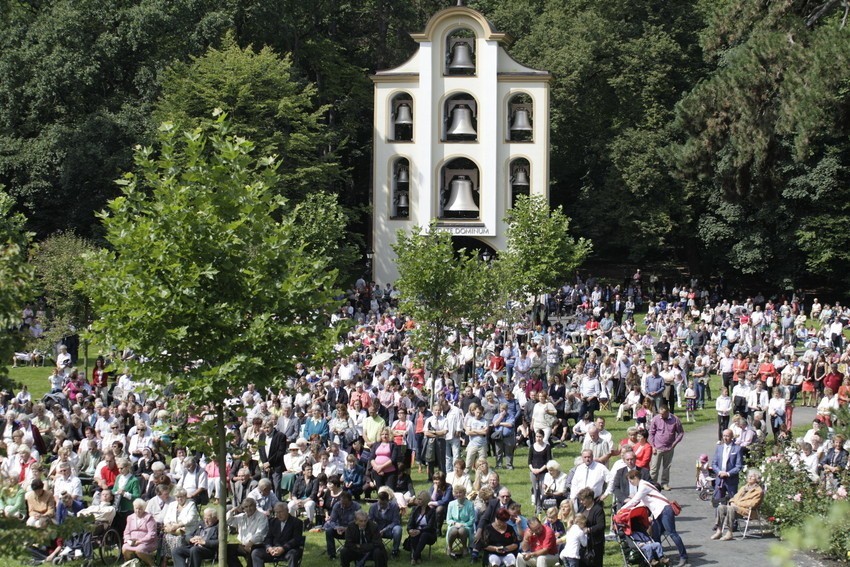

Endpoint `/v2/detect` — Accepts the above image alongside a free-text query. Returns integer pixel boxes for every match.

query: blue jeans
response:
[382,525,403,552]
[651,505,687,560]
[445,437,462,472]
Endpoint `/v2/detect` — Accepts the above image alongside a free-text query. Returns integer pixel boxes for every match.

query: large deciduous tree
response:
[155,36,344,200]
[0,187,34,383]
[85,114,344,565]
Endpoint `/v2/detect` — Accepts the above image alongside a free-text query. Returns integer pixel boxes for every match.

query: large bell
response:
[446,105,477,138]
[444,175,479,213]
[512,167,530,187]
[510,108,533,132]
[394,103,413,125]
[396,165,409,184]
[448,41,475,72]
[397,192,409,208]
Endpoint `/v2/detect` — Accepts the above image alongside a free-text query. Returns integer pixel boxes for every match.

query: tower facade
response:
[371,4,551,284]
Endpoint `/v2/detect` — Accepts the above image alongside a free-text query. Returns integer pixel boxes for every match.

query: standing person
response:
[465,405,490,468]
[527,431,552,513]
[558,514,587,567]
[444,400,465,474]
[648,405,684,491]
[710,429,744,497]
[574,489,605,567]
[619,471,689,567]
[715,387,733,442]
[569,451,609,506]
[424,404,448,479]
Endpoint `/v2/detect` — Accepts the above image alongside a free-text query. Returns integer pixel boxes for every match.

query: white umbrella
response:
[369,351,394,367]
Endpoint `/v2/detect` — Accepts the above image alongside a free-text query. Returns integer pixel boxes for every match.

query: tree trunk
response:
[217,404,228,567]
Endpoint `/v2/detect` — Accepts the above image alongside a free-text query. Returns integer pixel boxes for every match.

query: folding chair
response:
[739,506,765,539]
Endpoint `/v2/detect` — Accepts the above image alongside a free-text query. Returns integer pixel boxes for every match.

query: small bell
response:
[397,192,409,208]
[512,167,529,187]
[394,103,413,125]
[510,108,532,132]
[396,165,409,184]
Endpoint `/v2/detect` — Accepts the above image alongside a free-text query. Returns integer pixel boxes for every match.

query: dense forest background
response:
[1,0,848,291]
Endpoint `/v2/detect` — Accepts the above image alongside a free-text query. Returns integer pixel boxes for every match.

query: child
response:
[544,506,566,543]
[342,454,365,499]
[559,513,587,567]
[631,530,669,565]
[685,384,697,422]
[695,453,711,490]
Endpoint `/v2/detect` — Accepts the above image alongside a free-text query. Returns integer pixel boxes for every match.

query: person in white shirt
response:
[569,450,609,506]
[226,498,269,566]
[145,484,175,524]
[619,471,689,566]
[559,514,587,567]
[445,459,473,494]
[443,401,465,473]
[177,457,208,506]
[52,462,83,505]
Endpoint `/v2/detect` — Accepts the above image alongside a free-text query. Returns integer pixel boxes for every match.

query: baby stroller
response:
[613,507,669,567]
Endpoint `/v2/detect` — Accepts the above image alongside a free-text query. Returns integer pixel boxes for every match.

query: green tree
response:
[85,113,344,565]
[0,187,35,384]
[501,194,591,301]
[667,0,850,286]
[29,231,99,365]
[393,224,478,393]
[0,0,233,237]
[155,36,344,200]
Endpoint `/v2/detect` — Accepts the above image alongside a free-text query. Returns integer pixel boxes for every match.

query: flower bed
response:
[759,448,850,560]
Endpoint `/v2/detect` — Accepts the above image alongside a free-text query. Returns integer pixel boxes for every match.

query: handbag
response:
[648,489,682,516]
[490,429,503,440]
[579,543,595,565]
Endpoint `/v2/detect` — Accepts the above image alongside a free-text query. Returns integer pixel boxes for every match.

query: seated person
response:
[369,489,403,558]
[226,497,269,566]
[122,499,158,566]
[324,491,361,560]
[172,507,219,567]
[250,502,304,567]
[343,454,365,500]
[342,510,388,567]
[712,470,764,541]
[25,478,55,528]
[288,463,318,527]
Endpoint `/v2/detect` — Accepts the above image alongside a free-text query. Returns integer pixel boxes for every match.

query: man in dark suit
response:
[342,511,387,567]
[172,507,219,567]
[259,419,287,496]
[612,294,625,325]
[250,502,304,567]
[275,405,300,445]
[611,450,652,510]
[710,429,744,496]
[326,378,349,411]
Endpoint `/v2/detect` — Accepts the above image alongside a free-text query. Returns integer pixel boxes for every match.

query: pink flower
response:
[793,493,802,502]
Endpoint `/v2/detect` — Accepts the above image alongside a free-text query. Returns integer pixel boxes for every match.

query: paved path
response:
[656,406,816,566]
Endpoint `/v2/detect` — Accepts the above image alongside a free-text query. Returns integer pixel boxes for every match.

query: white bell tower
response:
[371,3,551,285]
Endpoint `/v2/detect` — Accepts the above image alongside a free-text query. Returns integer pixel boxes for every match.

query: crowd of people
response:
[0,272,848,567]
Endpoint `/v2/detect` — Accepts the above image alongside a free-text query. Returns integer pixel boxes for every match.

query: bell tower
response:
[371,2,551,284]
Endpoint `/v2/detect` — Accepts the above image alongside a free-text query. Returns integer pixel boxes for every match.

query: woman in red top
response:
[732,353,749,384]
[632,429,653,470]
